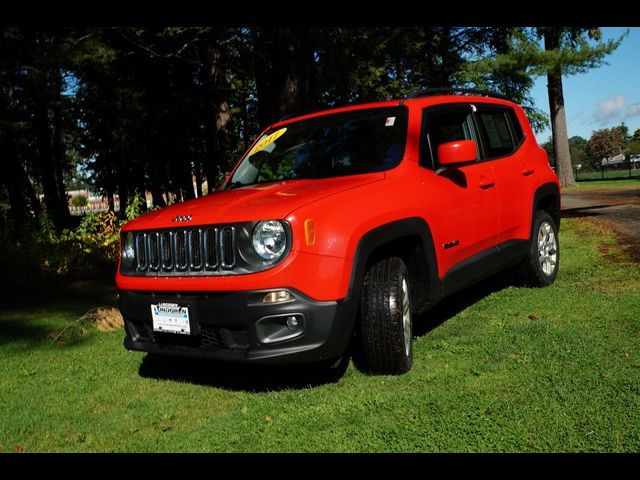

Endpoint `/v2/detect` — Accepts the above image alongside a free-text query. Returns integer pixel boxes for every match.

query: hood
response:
[124,172,385,230]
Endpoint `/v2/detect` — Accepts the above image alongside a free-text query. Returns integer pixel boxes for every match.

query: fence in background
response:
[575,159,640,182]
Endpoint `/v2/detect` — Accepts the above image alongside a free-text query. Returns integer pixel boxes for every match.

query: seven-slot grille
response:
[133,227,235,274]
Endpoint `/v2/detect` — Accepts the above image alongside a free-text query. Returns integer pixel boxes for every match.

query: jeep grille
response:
[131,227,235,276]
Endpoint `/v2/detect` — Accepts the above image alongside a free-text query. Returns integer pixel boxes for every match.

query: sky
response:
[529,27,640,144]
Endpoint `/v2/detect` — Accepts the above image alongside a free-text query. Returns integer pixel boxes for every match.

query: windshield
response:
[228,106,408,188]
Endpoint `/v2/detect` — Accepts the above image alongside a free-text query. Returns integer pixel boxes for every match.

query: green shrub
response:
[71,194,88,208]
[0,195,160,281]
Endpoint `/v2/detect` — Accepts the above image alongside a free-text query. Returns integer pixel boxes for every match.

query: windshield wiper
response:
[225,181,249,190]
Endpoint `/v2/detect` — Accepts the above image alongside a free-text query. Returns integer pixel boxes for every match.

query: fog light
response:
[263,290,293,304]
[286,315,302,331]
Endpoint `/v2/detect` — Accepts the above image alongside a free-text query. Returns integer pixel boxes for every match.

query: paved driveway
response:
[561,185,640,261]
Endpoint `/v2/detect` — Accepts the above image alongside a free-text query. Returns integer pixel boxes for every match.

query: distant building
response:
[601,153,625,166]
[67,190,120,215]
[65,176,208,215]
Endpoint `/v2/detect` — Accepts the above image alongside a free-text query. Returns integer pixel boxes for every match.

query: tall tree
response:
[629,129,640,156]
[465,28,624,186]
[568,135,588,167]
[0,27,41,233]
[542,28,625,186]
[586,128,626,168]
[5,26,596,234]
[20,28,78,229]
[253,27,317,127]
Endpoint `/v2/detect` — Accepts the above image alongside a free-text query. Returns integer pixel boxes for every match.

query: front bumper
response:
[119,288,358,364]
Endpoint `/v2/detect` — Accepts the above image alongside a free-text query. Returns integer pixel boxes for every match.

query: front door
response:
[420,104,499,278]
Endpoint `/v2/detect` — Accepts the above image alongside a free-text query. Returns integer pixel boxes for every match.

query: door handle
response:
[522,166,535,176]
[478,178,495,189]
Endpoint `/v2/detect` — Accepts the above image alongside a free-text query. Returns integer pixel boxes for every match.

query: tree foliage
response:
[629,129,640,155]
[1,26,620,239]
[568,136,588,167]
[467,27,624,186]
[586,128,626,167]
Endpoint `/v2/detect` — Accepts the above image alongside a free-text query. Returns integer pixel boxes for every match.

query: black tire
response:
[518,210,559,287]
[357,257,413,374]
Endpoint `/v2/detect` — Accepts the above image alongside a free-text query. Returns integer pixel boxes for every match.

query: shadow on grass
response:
[138,272,517,390]
[412,270,514,337]
[0,271,117,309]
[561,204,622,219]
[0,273,118,347]
[138,351,350,392]
[0,318,54,346]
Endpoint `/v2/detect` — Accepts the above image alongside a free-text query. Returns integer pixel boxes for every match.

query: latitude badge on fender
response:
[172,215,192,222]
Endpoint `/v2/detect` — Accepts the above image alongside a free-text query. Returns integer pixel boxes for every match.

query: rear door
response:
[474,104,531,244]
[420,104,499,277]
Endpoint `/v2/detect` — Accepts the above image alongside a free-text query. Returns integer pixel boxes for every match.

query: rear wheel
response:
[357,257,413,374]
[518,210,559,287]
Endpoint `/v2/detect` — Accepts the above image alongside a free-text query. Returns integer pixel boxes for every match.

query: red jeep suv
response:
[117,88,560,375]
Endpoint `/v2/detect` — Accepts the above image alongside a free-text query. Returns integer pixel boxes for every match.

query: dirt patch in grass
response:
[92,307,124,332]
[582,188,640,205]
[563,185,640,264]
[574,216,613,237]
[49,307,123,344]
[576,216,640,263]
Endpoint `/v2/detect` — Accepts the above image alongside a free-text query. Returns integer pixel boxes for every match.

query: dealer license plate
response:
[151,303,191,335]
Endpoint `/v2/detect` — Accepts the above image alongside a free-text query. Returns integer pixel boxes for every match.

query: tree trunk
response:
[34,95,70,230]
[117,170,128,218]
[253,28,273,128]
[106,189,115,212]
[1,139,39,234]
[276,27,316,118]
[150,185,166,208]
[545,29,576,187]
[254,27,317,127]
[52,73,68,209]
[200,40,232,191]
[194,161,203,198]
[241,84,250,150]
[200,49,217,191]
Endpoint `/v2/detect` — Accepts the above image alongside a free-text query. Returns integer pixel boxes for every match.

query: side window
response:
[421,105,479,168]
[477,111,514,158]
[476,105,525,159]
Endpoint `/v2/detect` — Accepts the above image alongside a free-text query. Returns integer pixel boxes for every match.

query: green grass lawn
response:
[575,169,640,183]
[570,177,640,191]
[1,217,639,452]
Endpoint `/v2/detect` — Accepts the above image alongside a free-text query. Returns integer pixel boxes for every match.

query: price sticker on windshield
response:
[248,128,287,156]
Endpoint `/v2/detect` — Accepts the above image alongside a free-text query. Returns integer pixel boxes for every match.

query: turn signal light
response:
[304,219,316,246]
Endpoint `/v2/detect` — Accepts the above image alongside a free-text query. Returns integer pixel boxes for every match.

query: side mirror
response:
[437,139,477,166]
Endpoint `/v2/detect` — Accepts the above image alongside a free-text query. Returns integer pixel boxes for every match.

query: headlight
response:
[252,220,286,261]
[123,232,135,261]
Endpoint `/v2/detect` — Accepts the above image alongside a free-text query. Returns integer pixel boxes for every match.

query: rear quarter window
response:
[477,110,514,158]
[507,109,524,145]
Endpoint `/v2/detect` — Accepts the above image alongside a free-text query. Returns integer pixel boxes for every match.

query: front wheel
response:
[356,257,413,374]
[518,210,559,287]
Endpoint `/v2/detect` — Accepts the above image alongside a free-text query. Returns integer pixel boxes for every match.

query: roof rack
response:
[408,87,510,101]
